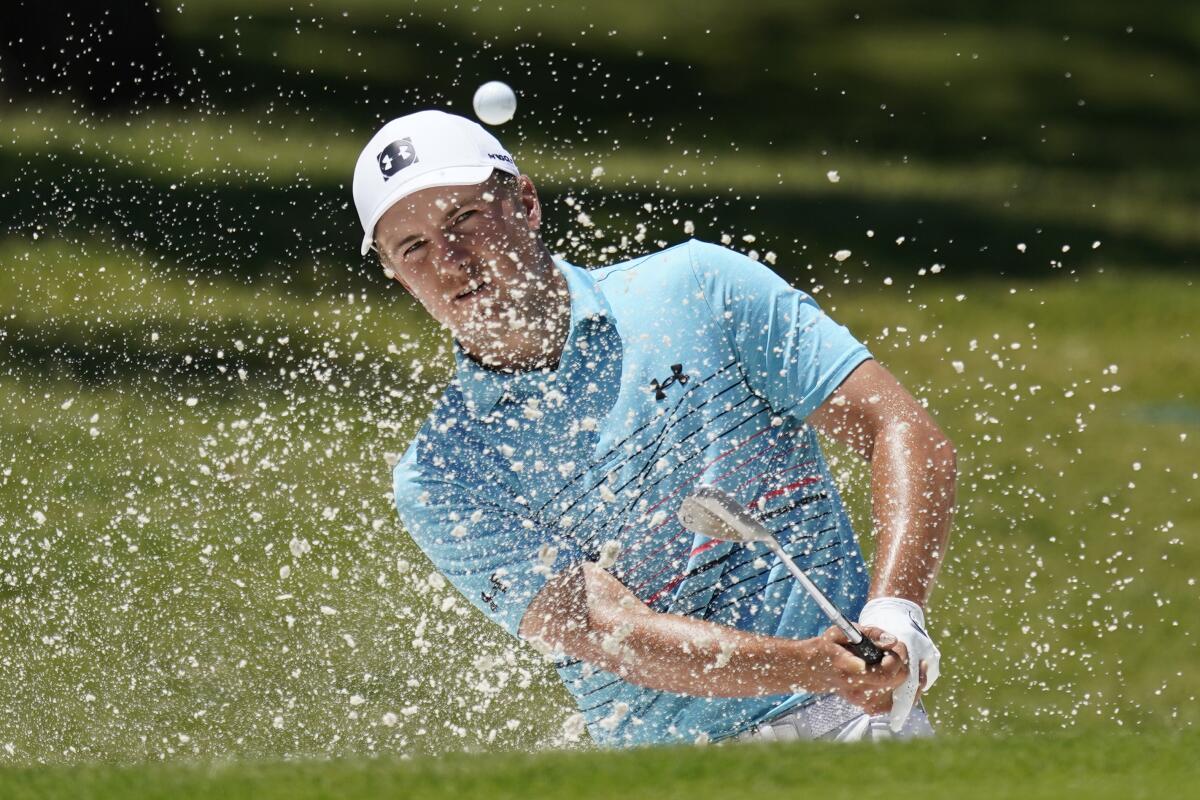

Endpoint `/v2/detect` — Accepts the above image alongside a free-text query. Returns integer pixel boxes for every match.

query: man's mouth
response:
[454,277,492,303]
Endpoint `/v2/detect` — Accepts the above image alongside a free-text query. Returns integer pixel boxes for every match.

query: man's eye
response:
[453,210,477,226]
[403,241,425,258]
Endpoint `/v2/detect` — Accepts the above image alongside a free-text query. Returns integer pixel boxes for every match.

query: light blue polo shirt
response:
[393,239,873,746]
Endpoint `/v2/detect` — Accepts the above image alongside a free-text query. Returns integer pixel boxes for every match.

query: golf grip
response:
[847,636,886,666]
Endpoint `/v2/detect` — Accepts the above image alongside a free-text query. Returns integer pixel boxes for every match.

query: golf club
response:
[678,485,886,666]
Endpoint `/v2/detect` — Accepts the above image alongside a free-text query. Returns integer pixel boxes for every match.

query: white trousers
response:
[737,694,934,743]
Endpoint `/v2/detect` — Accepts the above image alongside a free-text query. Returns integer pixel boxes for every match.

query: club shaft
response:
[764,539,863,644]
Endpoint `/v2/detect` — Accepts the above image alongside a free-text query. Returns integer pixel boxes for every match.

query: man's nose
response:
[431,234,472,278]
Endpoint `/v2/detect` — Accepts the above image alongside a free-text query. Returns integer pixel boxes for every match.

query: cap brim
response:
[359,164,496,255]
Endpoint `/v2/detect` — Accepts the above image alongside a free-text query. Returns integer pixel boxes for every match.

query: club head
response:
[677,486,771,544]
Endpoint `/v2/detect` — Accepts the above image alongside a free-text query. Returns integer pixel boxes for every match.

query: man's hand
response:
[859,597,940,731]
[813,625,909,715]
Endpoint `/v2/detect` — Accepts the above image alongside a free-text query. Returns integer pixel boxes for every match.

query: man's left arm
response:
[687,243,956,725]
[807,358,957,727]
[808,358,957,604]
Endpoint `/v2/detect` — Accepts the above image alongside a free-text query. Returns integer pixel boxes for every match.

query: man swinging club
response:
[352,110,956,745]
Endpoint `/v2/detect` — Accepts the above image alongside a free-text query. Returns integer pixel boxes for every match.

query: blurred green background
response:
[0,0,1197,764]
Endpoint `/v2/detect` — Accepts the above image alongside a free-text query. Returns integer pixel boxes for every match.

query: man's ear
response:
[380,258,412,294]
[517,174,542,231]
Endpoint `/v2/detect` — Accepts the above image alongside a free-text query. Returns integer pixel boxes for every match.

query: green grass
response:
[2,236,1197,762]
[4,0,1198,288]
[5,105,1197,253]
[149,0,1200,171]
[825,270,1200,733]
[2,730,1198,800]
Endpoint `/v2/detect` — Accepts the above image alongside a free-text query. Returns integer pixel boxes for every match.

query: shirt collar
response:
[452,257,614,418]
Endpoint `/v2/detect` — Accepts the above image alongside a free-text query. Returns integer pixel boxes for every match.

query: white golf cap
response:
[352,109,520,255]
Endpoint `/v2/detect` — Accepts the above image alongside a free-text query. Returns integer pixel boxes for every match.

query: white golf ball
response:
[473,81,517,125]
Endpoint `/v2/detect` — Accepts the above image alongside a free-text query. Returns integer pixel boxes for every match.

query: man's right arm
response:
[395,446,905,708]
[519,561,907,709]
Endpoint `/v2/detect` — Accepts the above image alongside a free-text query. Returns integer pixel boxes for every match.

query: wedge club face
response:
[677,486,772,544]
[678,486,867,647]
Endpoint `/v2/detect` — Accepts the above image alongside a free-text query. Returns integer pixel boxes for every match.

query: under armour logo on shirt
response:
[489,572,509,594]
[650,364,689,400]
[378,138,418,180]
[481,571,509,612]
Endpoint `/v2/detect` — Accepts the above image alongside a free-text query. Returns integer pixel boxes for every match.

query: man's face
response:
[373,174,562,367]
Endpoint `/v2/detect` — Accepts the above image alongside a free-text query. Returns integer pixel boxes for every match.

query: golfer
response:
[352,110,957,746]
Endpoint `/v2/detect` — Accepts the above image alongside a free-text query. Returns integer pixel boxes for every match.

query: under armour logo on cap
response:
[651,364,689,400]
[377,138,418,180]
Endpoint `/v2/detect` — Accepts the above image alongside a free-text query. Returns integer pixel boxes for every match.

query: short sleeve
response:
[393,450,587,639]
[686,240,871,421]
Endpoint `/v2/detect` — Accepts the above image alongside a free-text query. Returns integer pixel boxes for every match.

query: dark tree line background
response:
[2,0,1196,289]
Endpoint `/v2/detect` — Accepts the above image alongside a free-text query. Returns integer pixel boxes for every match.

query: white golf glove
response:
[858,597,940,733]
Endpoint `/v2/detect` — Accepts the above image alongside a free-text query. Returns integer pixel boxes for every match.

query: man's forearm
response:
[805,360,956,607]
[585,594,821,697]
[522,563,851,698]
[868,420,957,604]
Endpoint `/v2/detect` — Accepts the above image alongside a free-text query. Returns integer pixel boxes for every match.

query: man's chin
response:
[457,345,511,371]
[454,313,507,341]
